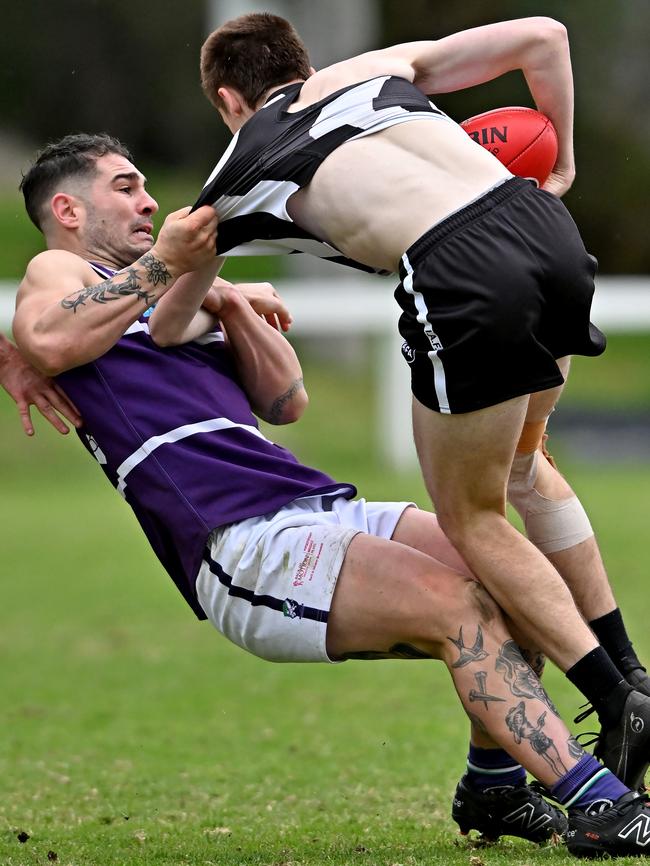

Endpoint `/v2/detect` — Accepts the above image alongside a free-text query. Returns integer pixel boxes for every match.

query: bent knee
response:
[435,506,508,553]
[430,570,502,636]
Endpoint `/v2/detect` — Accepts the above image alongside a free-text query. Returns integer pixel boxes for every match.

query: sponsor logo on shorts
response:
[283,598,304,619]
[292,532,323,587]
[426,332,443,351]
[401,340,416,364]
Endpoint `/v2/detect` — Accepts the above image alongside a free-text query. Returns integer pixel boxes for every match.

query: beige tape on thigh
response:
[508,451,593,554]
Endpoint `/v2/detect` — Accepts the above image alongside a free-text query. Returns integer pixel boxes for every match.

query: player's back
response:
[291,118,510,272]
[286,60,510,272]
[196,67,511,274]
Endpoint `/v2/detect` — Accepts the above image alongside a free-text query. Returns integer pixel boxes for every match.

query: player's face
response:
[81,154,159,268]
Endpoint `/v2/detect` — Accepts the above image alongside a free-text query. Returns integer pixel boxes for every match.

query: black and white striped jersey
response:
[193,75,454,273]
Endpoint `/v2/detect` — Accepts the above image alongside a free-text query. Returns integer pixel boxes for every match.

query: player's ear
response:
[308,66,316,76]
[218,86,245,118]
[50,193,83,229]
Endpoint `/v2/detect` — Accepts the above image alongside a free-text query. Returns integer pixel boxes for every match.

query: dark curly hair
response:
[20,132,133,230]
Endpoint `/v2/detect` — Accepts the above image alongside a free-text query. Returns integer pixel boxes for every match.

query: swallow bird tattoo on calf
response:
[448,625,489,668]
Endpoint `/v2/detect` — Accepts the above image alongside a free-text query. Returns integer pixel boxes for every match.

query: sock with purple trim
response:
[551,753,629,813]
[466,744,526,792]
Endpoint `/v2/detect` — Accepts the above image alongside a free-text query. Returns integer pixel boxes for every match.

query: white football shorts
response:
[195,493,413,663]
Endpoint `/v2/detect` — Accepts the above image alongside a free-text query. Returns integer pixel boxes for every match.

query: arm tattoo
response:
[140,252,172,287]
[505,701,568,778]
[60,257,168,313]
[268,377,304,423]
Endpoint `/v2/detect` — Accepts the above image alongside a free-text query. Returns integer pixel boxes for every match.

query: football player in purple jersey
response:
[9,133,650,858]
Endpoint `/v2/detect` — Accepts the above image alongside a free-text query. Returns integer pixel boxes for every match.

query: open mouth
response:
[133,224,153,241]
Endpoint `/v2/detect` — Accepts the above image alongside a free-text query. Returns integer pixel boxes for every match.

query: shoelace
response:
[526,781,564,811]
[574,701,597,725]
[573,702,603,754]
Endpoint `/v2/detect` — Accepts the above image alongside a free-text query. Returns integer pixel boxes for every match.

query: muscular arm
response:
[385,18,574,191]
[147,259,304,422]
[310,18,574,193]
[147,258,224,346]
[149,271,294,346]
[216,286,307,424]
[13,206,217,375]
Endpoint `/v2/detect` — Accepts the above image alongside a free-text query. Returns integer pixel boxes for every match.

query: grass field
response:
[2,354,650,866]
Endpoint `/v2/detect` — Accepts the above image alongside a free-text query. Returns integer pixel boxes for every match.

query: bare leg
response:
[517,357,616,619]
[326,516,582,789]
[391,507,546,750]
[533,455,616,618]
[410,394,598,671]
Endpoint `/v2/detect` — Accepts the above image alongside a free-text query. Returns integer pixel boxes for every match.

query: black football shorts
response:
[395,177,605,414]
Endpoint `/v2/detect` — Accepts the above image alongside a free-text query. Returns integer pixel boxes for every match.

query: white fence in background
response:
[2,276,650,469]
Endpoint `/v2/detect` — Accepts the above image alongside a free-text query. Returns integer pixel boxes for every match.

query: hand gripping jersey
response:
[193,75,454,272]
[56,263,355,618]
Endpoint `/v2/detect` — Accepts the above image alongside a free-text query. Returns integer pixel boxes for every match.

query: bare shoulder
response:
[299,48,415,104]
[22,250,93,283]
[19,250,97,299]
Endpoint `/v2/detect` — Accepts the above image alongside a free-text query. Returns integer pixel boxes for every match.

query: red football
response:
[460,106,558,187]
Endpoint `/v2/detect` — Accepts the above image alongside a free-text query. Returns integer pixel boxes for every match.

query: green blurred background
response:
[1,0,650,276]
[1,2,649,655]
[2,0,649,451]
[1,4,650,863]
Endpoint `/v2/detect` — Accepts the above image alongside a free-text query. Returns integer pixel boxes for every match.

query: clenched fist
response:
[151,206,218,278]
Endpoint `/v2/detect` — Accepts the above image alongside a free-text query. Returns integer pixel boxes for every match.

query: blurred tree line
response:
[1,0,649,272]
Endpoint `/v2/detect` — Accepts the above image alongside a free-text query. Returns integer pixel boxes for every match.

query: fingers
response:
[36,398,71,435]
[181,206,218,238]
[188,206,218,250]
[166,206,193,221]
[264,313,281,331]
[166,204,217,230]
[235,282,293,330]
[18,402,34,437]
[50,384,83,427]
[267,303,292,332]
[17,385,82,436]
[192,205,218,227]
[276,307,293,332]
[156,205,218,274]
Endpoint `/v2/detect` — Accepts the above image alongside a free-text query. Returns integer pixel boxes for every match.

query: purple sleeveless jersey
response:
[56,263,355,618]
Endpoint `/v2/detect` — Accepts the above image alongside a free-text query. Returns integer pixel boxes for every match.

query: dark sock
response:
[566,647,632,727]
[589,608,645,676]
[551,753,628,812]
[466,744,526,791]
